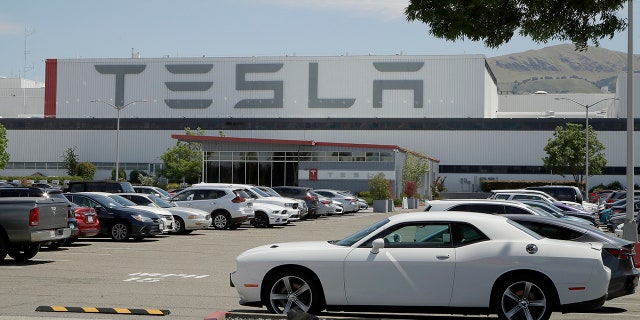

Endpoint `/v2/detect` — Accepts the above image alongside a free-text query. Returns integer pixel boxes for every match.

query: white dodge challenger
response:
[231,211,611,320]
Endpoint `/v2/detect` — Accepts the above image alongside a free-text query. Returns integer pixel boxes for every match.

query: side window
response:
[0,190,20,197]
[69,183,85,192]
[364,223,452,248]
[494,194,510,200]
[504,206,532,215]
[516,221,582,240]
[452,223,488,246]
[104,183,122,193]
[453,204,503,214]
[174,190,195,201]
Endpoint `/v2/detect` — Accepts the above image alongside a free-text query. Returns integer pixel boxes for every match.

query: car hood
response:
[111,206,160,218]
[165,206,208,217]
[128,205,172,217]
[238,241,342,260]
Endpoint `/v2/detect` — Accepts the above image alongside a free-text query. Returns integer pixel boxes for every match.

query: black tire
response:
[253,212,269,228]
[173,216,186,234]
[493,276,553,320]
[8,243,41,261]
[211,212,231,230]
[110,222,131,241]
[46,239,66,250]
[262,269,324,315]
[0,235,8,262]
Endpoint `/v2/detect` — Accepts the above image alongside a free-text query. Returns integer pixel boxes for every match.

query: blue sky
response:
[1,0,637,82]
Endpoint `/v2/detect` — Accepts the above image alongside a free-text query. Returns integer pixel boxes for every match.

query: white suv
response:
[170,185,254,230]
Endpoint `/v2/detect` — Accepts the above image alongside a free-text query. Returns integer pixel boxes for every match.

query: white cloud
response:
[0,18,23,35]
[262,0,409,20]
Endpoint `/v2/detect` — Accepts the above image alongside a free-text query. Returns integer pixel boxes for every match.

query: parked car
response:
[313,189,360,213]
[505,214,639,300]
[526,185,584,203]
[272,186,320,219]
[251,202,289,228]
[311,192,343,216]
[133,186,173,200]
[230,211,610,318]
[0,187,100,248]
[64,192,163,241]
[64,180,135,193]
[514,199,598,226]
[170,185,254,230]
[604,190,640,203]
[256,186,310,220]
[107,194,176,234]
[116,193,211,234]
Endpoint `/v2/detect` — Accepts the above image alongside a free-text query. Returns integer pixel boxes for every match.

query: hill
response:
[486,44,640,94]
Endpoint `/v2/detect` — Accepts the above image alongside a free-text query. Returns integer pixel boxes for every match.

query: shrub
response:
[368,173,391,200]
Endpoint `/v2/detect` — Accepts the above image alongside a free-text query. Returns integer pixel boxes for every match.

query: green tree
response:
[543,123,607,186]
[129,170,148,184]
[160,127,204,184]
[111,167,126,181]
[402,153,430,196]
[368,173,391,200]
[0,124,9,169]
[404,0,627,51]
[76,162,97,180]
[62,147,79,175]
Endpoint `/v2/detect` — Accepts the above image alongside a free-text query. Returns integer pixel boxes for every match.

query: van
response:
[526,186,583,203]
[64,180,135,193]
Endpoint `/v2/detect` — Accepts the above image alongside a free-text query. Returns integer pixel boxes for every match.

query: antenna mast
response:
[23,26,35,78]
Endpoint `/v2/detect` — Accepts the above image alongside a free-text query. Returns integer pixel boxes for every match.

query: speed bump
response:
[36,305,170,316]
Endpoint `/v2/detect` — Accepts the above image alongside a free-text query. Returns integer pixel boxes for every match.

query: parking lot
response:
[1,207,639,320]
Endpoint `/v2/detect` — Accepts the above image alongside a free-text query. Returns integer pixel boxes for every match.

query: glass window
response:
[380,152,394,162]
[365,222,453,248]
[220,152,233,161]
[366,152,380,162]
[516,221,583,241]
[205,151,219,161]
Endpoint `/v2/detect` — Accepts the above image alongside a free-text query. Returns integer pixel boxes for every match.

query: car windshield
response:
[91,194,126,209]
[529,206,561,218]
[107,194,138,207]
[263,187,281,197]
[334,218,390,246]
[154,188,172,198]
[249,187,270,197]
[148,194,173,208]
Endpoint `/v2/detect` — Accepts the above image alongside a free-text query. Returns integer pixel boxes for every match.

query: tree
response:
[0,124,9,169]
[368,173,391,200]
[62,147,79,175]
[76,162,97,180]
[160,127,204,184]
[543,123,607,186]
[404,0,627,51]
[402,153,430,196]
[111,167,126,181]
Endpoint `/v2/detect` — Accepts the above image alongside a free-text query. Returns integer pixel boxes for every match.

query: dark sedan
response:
[65,192,163,241]
[505,214,639,300]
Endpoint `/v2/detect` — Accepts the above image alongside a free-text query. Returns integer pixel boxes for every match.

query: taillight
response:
[231,196,245,203]
[605,247,633,260]
[29,208,39,226]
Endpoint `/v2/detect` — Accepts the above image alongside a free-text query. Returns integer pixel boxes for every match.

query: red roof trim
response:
[171,134,440,163]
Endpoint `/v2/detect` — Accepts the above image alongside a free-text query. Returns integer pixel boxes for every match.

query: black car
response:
[64,192,163,241]
[505,214,639,300]
[0,187,79,249]
[271,186,320,219]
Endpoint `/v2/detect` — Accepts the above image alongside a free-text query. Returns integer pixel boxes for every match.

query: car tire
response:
[7,243,41,261]
[110,222,131,241]
[46,239,65,250]
[493,276,554,320]
[253,212,269,228]
[211,212,230,230]
[173,216,186,234]
[263,269,324,315]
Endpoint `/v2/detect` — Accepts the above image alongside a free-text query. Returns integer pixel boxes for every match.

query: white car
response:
[231,211,610,319]
[251,202,289,228]
[117,193,211,234]
[313,189,360,213]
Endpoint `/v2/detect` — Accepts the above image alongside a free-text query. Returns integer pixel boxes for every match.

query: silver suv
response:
[170,185,254,230]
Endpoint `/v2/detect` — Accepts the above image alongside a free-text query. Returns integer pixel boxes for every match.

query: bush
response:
[368,173,391,200]
[76,162,97,180]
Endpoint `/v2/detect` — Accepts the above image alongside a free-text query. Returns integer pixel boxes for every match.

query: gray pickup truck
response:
[0,197,71,262]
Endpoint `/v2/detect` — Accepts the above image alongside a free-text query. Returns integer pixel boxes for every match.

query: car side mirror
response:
[371,238,385,254]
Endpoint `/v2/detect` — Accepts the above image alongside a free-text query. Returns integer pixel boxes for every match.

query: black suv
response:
[0,187,79,248]
[65,180,135,193]
[271,186,320,219]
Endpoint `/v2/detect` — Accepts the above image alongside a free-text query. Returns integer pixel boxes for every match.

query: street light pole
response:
[554,97,618,196]
[90,99,148,181]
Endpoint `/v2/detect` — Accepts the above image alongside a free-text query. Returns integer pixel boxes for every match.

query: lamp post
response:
[554,97,618,196]
[90,99,148,181]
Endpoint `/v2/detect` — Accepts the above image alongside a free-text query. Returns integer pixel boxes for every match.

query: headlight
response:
[69,222,76,228]
[132,214,153,222]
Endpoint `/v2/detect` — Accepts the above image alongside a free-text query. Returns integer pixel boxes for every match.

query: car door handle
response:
[436,254,450,260]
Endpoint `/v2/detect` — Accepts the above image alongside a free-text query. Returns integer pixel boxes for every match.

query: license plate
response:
[50,230,55,237]
[87,216,93,223]
[159,221,164,231]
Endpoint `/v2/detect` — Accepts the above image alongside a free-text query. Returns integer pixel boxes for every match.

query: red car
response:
[66,202,100,243]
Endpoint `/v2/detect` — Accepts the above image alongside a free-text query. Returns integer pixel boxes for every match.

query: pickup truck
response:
[0,197,71,262]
